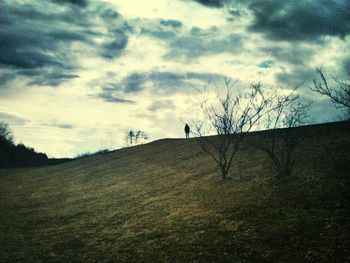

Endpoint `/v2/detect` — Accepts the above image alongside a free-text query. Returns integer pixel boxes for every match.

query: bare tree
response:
[125,130,149,147]
[312,68,350,118]
[251,93,311,178]
[0,122,14,143]
[125,130,135,146]
[135,130,148,145]
[191,78,272,180]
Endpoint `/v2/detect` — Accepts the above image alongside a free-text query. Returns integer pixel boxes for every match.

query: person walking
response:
[184,123,190,139]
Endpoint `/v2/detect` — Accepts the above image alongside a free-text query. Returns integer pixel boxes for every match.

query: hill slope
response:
[1,121,350,262]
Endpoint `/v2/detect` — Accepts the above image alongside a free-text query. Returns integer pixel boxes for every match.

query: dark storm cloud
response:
[28,72,80,87]
[0,72,16,86]
[94,5,131,60]
[160,20,183,28]
[0,40,64,69]
[141,28,176,39]
[275,67,316,88]
[0,112,27,125]
[148,100,175,111]
[119,71,197,93]
[166,30,242,60]
[259,45,316,65]
[98,71,222,98]
[227,8,245,18]
[97,73,147,101]
[188,0,350,41]
[152,71,221,91]
[185,72,221,82]
[193,0,227,8]
[124,73,148,93]
[0,2,87,70]
[98,92,136,104]
[117,73,148,94]
[136,18,243,60]
[50,0,88,7]
[149,72,187,90]
[41,120,76,129]
[47,31,89,42]
[343,58,350,74]
[57,124,74,129]
[258,60,273,68]
[0,0,130,87]
[138,18,181,40]
[101,30,129,59]
[248,0,350,41]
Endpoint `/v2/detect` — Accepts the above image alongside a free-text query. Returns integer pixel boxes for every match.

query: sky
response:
[0,0,349,157]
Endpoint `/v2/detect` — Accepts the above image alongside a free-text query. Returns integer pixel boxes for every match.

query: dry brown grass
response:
[1,121,350,262]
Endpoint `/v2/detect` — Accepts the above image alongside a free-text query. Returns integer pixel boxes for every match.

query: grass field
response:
[1,121,350,262]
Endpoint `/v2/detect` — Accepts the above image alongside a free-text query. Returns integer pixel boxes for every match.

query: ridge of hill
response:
[1,121,350,262]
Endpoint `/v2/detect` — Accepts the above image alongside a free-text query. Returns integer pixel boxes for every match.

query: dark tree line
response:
[0,122,67,168]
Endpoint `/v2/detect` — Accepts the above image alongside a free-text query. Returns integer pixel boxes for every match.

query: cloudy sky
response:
[0,0,349,157]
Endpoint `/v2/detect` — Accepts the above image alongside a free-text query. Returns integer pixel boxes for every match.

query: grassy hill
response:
[1,121,350,262]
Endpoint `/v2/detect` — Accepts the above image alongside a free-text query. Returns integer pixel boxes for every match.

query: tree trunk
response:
[278,165,291,178]
[221,167,228,180]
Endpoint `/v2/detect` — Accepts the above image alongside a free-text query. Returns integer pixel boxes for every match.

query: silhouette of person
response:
[184,123,190,139]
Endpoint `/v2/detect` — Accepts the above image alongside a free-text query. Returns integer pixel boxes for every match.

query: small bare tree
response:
[125,130,148,147]
[125,130,135,146]
[191,78,272,180]
[135,130,149,145]
[0,122,14,143]
[312,68,350,119]
[251,93,311,178]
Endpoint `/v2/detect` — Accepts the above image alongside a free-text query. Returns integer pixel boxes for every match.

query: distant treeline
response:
[0,137,70,168]
[75,149,110,159]
[0,121,71,168]
[0,121,114,169]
